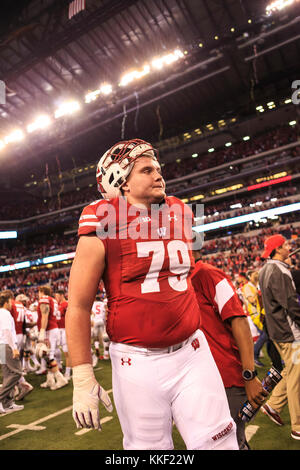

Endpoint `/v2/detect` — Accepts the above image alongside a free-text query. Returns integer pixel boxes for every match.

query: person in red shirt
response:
[191,248,267,449]
[36,286,68,390]
[54,290,71,380]
[66,138,238,450]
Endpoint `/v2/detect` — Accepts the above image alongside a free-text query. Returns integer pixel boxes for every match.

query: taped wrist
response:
[38,328,46,341]
[72,363,95,387]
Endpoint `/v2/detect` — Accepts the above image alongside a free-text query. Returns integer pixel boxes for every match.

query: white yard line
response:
[0,386,112,442]
[245,425,259,441]
[75,416,113,435]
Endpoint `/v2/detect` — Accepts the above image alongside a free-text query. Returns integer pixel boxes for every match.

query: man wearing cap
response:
[258,234,300,440]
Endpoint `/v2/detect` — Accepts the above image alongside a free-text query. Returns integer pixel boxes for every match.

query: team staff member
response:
[259,234,300,440]
[191,254,266,449]
[0,290,24,414]
[66,138,238,450]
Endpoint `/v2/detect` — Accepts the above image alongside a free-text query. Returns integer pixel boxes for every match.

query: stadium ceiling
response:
[0,0,300,182]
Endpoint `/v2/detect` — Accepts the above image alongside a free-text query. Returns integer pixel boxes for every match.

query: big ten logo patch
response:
[191,338,200,351]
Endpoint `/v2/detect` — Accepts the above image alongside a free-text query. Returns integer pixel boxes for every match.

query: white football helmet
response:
[35,342,50,359]
[16,294,29,304]
[96,138,159,199]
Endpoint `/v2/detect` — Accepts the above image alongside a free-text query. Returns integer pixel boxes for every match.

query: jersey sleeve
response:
[39,296,50,305]
[78,199,113,237]
[78,201,102,236]
[195,265,246,321]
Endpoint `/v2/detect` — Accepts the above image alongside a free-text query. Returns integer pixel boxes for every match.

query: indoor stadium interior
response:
[0,0,300,453]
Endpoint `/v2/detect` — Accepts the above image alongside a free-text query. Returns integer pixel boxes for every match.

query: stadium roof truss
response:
[0,0,300,194]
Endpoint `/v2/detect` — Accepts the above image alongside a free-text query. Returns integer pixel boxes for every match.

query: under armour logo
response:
[191,339,200,351]
[121,357,132,366]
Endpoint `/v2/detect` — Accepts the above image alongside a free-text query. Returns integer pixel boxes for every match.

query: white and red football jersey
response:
[37,295,59,331]
[191,261,247,388]
[11,301,26,335]
[78,196,200,347]
[92,301,106,325]
[25,308,38,326]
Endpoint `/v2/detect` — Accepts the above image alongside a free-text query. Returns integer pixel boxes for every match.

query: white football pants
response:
[110,329,238,450]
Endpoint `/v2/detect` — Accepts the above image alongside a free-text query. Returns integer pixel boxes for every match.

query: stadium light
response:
[120,65,150,86]
[208,148,215,152]
[4,129,24,144]
[27,115,51,133]
[100,83,112,95]
[285,98,292,104]
[0,231,17,239]
[151,49,184,70]
[192,153,198,158]
[243,136,250,141]
[85,89,101,103]
[85,83,113,103]
[54,100,81,118]
[225,142,232,147]
[289,120,297,126]
[266,0,295,15]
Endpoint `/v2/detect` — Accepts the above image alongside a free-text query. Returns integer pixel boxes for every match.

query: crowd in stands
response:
[0,267,70,303]
[1,184,299,266]
[164,124,298,181]
[202,224,300,277]
[0,124,298,222]
[1,221,299,300]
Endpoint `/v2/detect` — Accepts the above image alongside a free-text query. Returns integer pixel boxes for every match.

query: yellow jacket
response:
[242,282,265,330]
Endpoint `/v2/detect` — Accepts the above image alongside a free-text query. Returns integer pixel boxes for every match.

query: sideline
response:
[0,385,112,442]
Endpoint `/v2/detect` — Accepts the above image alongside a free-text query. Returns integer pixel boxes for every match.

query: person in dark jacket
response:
[258,234,300,441]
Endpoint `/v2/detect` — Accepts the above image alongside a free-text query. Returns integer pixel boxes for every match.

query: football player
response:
[55,289,71,380]
[36,286,68,390]
[91,293,108,363]
[66,139,238,450]
[9,294,34,401]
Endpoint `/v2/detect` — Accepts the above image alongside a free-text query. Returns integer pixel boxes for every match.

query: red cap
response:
[262,234,286,258]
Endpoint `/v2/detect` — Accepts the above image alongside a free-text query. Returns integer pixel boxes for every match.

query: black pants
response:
[225,386,250,450]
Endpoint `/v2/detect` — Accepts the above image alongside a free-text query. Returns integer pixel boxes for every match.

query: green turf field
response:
[0,349,299,450]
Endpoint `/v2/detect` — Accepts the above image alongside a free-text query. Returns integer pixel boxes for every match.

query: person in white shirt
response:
[0,290,24,414]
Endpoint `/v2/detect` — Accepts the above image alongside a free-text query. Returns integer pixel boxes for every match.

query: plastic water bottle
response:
[239,367,282,422]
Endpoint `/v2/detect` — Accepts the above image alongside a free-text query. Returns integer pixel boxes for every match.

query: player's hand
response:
[72,363,113,431]
[245,377,268,409]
